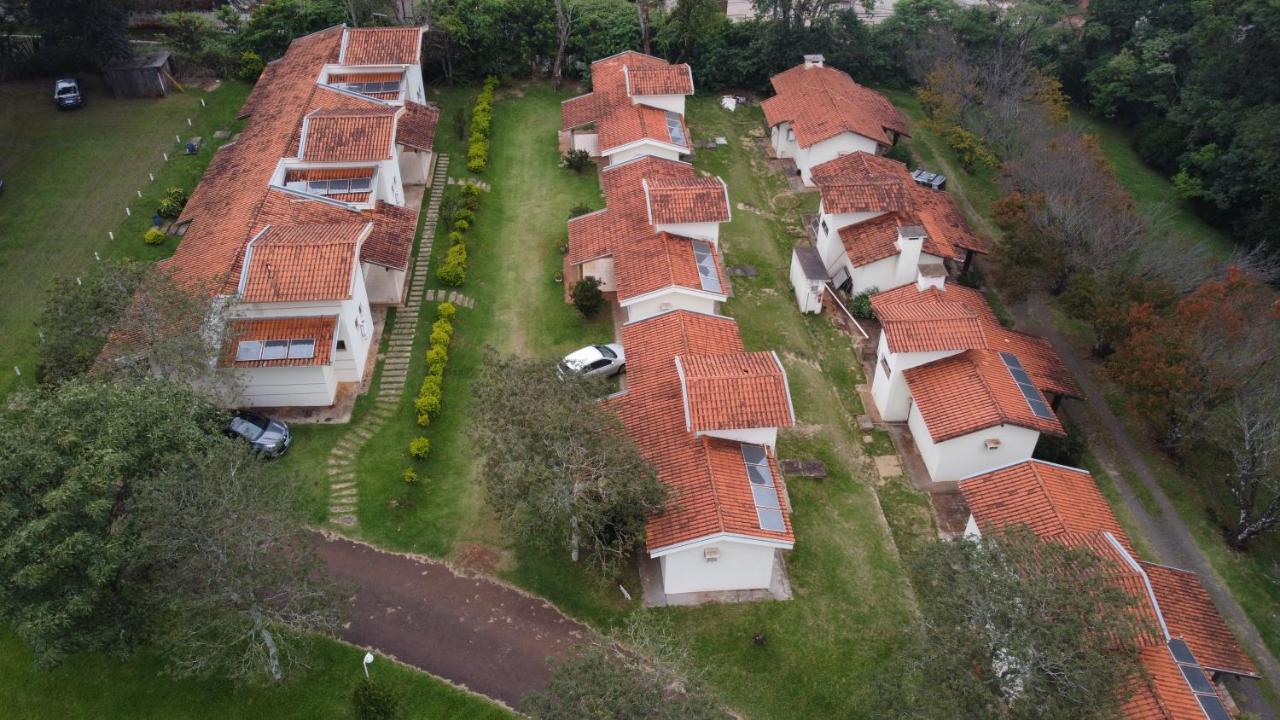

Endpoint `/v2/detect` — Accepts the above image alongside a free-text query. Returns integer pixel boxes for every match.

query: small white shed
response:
[790,245,827,314]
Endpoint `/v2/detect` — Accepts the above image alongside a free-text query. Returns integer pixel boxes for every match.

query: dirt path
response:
[1018,297,1280,715]
[313,533,593,708]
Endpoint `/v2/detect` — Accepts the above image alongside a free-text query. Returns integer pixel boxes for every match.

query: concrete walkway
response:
[314,533,591,708]
[326,154,450,528]
[1019,296,1280,716]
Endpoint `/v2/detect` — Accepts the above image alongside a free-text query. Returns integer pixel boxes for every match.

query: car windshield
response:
[595,345,616,359]
[56,86,76,95]
[229,415,267,441]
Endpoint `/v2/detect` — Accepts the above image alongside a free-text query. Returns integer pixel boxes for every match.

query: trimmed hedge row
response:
[413,302,457,430]
[437,182,481,287]
[466,76,500,173]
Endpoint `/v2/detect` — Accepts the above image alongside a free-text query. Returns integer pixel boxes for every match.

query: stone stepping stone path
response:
[446,176,491,191]
[325,154,451,529]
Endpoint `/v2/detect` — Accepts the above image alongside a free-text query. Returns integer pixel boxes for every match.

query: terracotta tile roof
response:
[300,107,397,161]
[240,223,365,302]
[162,27,345,292]
[811,151,988,258]
[1125,644,1229,720]
[762,62,908,147]
[238,58,283,118]
[903,349,1066,441]
[255,189,416,272]
[876,301,988,353]
[561,93,598,129]
[339,26,422,66]
[677,352,795,432]
[960,460,1134,553]
[626,64,694,96]
[614,232,728,301]
[226,315,337,368]
[1143,563,1259,677]
[837,212,951,267]
[397,101,438,152]
[564,51,693,154]
[612,310,795,551]
[644,176,730,224]
[566,156,699,265]
[873,283,1082,398]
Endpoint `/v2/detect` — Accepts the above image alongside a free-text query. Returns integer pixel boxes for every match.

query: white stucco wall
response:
[771,122,798,159]
[632,93,685,115]
[397,146,432,186]
[654,220,720,244]
[964,514,981,540]
[696,426,779,452]
[607,142,683,166]
[908,402,1042,484]
[659,541,778,594]
[795,133,882,186]
[870,333,962,422]
[790,251,825,314]
[579,257,616,292]
[573,132,599,156]
[623,288,720,323]
[237,365,336,407]
[362,261,406,306]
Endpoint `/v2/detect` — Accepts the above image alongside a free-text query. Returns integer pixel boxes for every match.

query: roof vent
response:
[803,54,825,68]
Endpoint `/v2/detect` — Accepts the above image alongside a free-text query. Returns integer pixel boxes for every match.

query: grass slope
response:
[0,630,511,720]
[0,77,250,395]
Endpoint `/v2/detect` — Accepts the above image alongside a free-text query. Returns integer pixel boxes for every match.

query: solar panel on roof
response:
[757,508,786,532]
[235,340,264,362]
[1168,638,1197,665]
[742,444,766,466]
[1179,664,1216,695]
[692,241,721,293]
[742,444,786,533]
[999,352,1056,420]
[752,484,780,509]
[288,339,316,359]
[261,340,289,360]
[1197,695,1232,720]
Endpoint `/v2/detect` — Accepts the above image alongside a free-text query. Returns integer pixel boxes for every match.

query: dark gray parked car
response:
[225,410,291,457]
[54,78,85,110]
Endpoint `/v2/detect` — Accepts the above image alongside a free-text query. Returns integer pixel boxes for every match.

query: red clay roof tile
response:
[903,349,1066,441]
[301,107,397,161]
[340,26,422,66]
[240,223,365,302]
[564,51,693,154]
[644,176,730,224]
[397,101,439,152]
[1144,563,1258,677]
[614,232,727,301]
[762,63,908,147]
[876,301,989,353]
[226,315,337,368]
[626,64,694,96]
[677,352,795,432]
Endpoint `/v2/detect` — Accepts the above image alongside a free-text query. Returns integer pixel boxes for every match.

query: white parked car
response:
[558,343,625,378]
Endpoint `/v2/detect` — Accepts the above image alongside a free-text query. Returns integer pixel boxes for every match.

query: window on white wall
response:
[880,356,891,379]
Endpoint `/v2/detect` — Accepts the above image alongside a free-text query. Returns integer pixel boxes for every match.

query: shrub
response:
[437,301,457,321]
[237,50,265,82]
[352,677,401,720]
[454,209,475,225]
[408,436,431,460]
[437,243,468,286]
[420,374,442,398]
[567,203,595,219]
[429,328,451,348]
[414,391,441,417]
[416,412,430,427]
[571,277,605,317]
[143,228,167,246]
[401,468,418,485]
[459,183,481,210]
[466,79,499,173]
[431,318,453,341]
[562,149,593,173]
[157,187,188,219]
[447,231,465,246]
[849,287,878,320]
[426,345,448,375]
[453,218,470,233]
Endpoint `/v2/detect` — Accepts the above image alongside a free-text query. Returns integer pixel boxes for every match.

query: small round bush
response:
[237,50,265,83]
[416,412,430,427]
[447,231,465,246]
[352,676,401,720]
[143,228,167,246]
[849,288,878,320]
[157,187,188,219]
[429,327,451,348]
[420,374,442,396]
[401,467,418,485]
[426,346,448,375]
[567,203,594,219]
[431,318,453,340]
[453,219,470,233]
[409,436,431,460]
[437,244,468,286]
[454,209,475,225]
[436,302,457,321]
[571,277,605,317]
[414,392,441,417]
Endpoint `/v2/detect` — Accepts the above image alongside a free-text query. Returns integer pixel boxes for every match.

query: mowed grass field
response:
[0,76,250,396]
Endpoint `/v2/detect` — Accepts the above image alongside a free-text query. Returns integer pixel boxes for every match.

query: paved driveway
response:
[313,533,592,708]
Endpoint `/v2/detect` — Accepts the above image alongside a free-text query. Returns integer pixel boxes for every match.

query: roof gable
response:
[677,352,795,432]
[762,62,908,147]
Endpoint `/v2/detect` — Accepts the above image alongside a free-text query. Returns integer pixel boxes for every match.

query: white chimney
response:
[803,54,825,69]
[894,225,926,286]
[916,262,947,292]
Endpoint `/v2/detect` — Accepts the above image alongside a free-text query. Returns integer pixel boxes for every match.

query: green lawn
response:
[0,77,250,396]
[1069,109,1234,257]
[0,630,511,720]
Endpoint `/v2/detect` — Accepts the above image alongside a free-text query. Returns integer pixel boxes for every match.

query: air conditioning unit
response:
[984,438,1002,451]
[703,547,720,562]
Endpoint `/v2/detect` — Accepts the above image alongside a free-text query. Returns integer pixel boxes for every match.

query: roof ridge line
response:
[697,435,728,536]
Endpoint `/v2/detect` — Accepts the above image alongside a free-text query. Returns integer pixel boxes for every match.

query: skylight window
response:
[998,352,1055,420]
[286,175,374,198]
[665,111,686,146]
[288,339,316,359]
[335,79,401,96]
[691,241,721,294]
[234,336,319,362]
[741,444,786,532]
[261,340,289,360]
[236,340,264,362]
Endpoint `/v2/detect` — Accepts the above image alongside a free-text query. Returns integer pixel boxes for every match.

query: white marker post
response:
[362,652,375,679]
[137,190,142,198]
[149,173,155,182]
[187,118,192,127]
[176,135,181,143]
[163,152,169,161]
[200,98,206,108]
[108,231,114,240]
[125,207,131,217]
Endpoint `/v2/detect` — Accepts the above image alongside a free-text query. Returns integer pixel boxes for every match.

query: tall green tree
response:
[471,353,664,575]
[239,0,347,59]
[879,528,1151,719]
[35,260,146,384]
[0,379,224,667]
[28,0,130,72]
